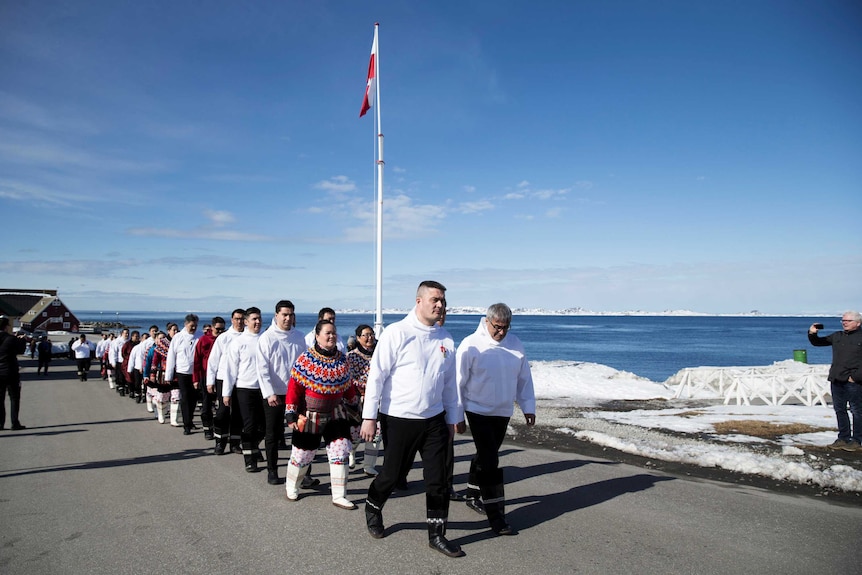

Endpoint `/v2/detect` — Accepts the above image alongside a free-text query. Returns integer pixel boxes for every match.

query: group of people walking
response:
[14,281,538,558]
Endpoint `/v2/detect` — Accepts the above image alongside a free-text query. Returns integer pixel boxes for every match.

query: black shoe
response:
[492,523,517,536]
[301,476,321,489]
[214,442,226,456]
[10,423,26,431]
[245,462,260,473]
[466,497,485,515]
[136,395,143,403]
[230,444,243,454]
[448,488,465,501]
[267,471,279,485]
[428,535,465,557]
[204,429,214,440]
[183,428,192,436]
[366,509,385,539]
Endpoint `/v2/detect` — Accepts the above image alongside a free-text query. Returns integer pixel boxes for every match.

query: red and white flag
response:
[359,26,378,118]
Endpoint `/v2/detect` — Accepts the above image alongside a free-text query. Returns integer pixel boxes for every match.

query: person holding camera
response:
[809,311,862,451]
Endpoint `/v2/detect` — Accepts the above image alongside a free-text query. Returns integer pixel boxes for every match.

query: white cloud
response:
[204,209,236,226]
[458,200,494,214]
[314,175,356,193]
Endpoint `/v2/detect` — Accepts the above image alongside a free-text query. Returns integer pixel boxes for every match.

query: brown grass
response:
[712,420,832,439]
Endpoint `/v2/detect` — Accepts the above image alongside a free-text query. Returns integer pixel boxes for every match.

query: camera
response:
[814,323,824,330]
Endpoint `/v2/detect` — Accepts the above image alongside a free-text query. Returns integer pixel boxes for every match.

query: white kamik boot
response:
[155,401,166,424]
[330,464,356,510]
[170,402,180,427]
[145,393,154,413]
[285,463,304,501]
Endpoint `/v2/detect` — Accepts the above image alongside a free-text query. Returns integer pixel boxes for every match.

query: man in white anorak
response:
[222,307,264,473]
[256,300,306,484]
[360,280,464,558]
[456,303,536,536]
[165,314,200,434]
[208,309,245,454]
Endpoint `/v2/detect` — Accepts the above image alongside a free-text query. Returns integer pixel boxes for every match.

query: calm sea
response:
[77,311,835,382]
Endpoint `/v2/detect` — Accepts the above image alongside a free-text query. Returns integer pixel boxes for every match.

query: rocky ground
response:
[502,400,862,507]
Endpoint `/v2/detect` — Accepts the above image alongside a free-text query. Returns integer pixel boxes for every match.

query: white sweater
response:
[165,329,199,380]
[71,339,94,359]
[206,327,242,388]
[257,318,306,398]
[456,319,536,418]
[222,330,261,396]
[362,309,461,424]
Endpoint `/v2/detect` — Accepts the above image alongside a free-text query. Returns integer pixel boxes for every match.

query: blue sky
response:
[1,1,860,315]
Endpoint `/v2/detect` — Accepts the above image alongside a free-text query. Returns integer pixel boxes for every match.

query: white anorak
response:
[165,329,199,380]
[256,318,306,398]
[222,330,261,396]
[362,308,461,424]
[456,319,536,418]
[206,326,241,389]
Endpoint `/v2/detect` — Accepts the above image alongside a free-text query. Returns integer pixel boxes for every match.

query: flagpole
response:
[372,23,385,336]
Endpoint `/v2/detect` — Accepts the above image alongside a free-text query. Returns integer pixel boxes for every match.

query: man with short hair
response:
[71,334,96,381]
[128,332,150,402]
[360,280,464,557]
[810,311,862,452]
[121,331,141,397]
[456,303,536,536]
[96,333,110,379]
[223,307,265,473]
[166,314,200,435]
[109,328,129,393]
[194,316,224,440]
[305,307,346,352]
[208,309,245,455]
[0,315,28,430]
[256,300,306,484]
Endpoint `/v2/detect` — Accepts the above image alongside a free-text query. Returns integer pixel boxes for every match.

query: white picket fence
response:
[669,364,831,406]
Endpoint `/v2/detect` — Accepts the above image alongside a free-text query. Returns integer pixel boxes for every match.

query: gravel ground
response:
[502,400,862,508]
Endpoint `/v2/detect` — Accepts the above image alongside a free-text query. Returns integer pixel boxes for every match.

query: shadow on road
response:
[0,448,210,479]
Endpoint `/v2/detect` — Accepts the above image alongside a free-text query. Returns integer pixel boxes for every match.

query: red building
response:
[0,289,80,333]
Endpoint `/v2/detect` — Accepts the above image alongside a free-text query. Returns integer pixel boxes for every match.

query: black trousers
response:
[131,368,142,394]
[465,411,509,490]
[213,381,243,444]
[236,388,265,453]
[0,378,22,428]
[200,384,217,431]
[262,394,286,472]
[75,358,91,380]
[367,412,450,519]
[176,372,198,431]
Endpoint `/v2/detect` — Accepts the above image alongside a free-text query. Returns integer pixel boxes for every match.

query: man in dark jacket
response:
[809,311,862,451]
[0,316,28,430]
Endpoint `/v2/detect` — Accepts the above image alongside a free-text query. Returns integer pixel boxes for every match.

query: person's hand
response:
[267,395,278,407]
[193,381,199,389]
[207,385,214,394]
[455,421,466,434]
[222,397,230,407]
[809,323,820,335]
[360,419,377,442]
[524,413,536,426]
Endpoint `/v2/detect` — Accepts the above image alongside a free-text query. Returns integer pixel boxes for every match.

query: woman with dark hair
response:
[284,319,358,509]
[348,324,381,475]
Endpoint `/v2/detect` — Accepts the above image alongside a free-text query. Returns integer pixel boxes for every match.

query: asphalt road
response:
[2,360,861,575]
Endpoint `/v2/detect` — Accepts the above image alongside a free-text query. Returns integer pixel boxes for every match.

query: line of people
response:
[86,283,537,559]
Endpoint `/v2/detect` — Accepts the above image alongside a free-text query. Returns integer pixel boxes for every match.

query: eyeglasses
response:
[359,332,375,338]
[841,319,858,323]
[488,321,510,333]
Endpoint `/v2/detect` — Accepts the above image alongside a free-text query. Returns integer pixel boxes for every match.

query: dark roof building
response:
[0,289,80,333]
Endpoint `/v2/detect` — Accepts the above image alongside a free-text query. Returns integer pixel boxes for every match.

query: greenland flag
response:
[359,26,378,117]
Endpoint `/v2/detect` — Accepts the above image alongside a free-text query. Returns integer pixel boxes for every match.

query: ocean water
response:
[76,311,836,382]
